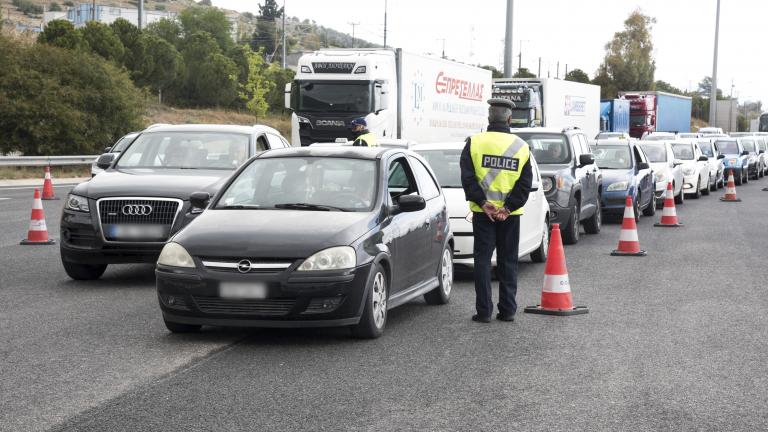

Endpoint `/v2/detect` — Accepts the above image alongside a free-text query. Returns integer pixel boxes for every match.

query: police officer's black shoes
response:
[496,313,515,322]
[472,314,491,323]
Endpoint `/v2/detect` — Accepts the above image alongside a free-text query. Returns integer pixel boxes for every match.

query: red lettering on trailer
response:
[435,71,484,101]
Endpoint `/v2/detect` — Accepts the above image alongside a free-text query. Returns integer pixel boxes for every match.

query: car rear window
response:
[415,149,462,188]
[716,141,738,154]
[591,145,632,169]
[515,133,571,164]
[671,144,695,160]
[116,132,250,170]
[699,142,714,157]
[638,144,667,162]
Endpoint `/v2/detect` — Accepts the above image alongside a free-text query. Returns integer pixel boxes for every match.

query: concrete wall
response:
[715,99,739,133]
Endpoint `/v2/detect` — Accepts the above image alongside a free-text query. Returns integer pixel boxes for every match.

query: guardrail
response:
[0,155,97,167]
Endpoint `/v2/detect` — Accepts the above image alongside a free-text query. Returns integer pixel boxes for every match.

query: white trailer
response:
[492,78,601,139]
[285,49,492,146]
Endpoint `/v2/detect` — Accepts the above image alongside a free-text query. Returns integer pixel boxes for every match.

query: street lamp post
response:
[709,0,721,125]
[504,0,514,78]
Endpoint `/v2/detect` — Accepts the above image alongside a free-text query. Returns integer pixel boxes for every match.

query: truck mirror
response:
[284,82,292,110]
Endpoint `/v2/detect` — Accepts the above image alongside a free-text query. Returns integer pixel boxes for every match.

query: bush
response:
[49,2,63,11]
[63,0,74,6]
[0,36,146,156]
[155,4,166,11]
[12,0,43,16]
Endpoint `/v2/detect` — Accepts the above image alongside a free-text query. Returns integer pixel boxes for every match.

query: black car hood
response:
[173,209,378,259]
[74,169,233,200]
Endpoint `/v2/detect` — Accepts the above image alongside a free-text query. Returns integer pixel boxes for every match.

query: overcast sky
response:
[213,0,767,105]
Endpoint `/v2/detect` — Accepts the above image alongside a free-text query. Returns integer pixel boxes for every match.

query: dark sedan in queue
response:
[591,140,655,221]
[156,147,454,339]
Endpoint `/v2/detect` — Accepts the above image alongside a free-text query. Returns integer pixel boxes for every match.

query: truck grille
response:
[192,297,295,316]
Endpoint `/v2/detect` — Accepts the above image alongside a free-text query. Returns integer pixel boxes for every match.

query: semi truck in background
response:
[619,91,692,139]
[491,78,601,138]
[759,112,768,132]
[599,99,630,134]
[284,48,492,146]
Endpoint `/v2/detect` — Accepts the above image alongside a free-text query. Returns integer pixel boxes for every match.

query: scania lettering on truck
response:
[491,78,601,139]
[284,48,492,146]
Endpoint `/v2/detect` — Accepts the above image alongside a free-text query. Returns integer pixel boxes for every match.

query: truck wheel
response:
[62,260,107,280]
[164,319,201,333]
[561,203,580,245]
[530,217,550,263]
[351,264,388,339]
[583,200,601,234]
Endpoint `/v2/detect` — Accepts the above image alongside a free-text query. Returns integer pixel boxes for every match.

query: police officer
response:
[350,117,379,147]
[460,98,532,323]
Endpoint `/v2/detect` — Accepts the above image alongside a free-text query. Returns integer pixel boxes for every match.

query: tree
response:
[479,65,503,79]
[79,21,125,63]
[654,80,685,95]
[593,10,656,98]
[565,69,590,84]
[136,34,182,103]
[513,67,536,78]
[199,0,212,5]
[250,0,284,60]
[177,32,238,106]
[145,18,182,48]
[178,7,233,51]
[239,47,273,117]
[697,76,724,100]
[110,18,142,70]
[264,63,294,112]
[49,2,62,11]
[258,0,283,20]
[38,20,86,51]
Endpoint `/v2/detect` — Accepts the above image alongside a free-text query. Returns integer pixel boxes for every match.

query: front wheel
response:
[674,184,684,205]
[530,218,550,263]
[351,264,388,339]
[642,191,656,216]
[702,177,711,195]
[735,170,743,185]
[709,176,717,192]
[583,200,601,234]
[424,246,453,305]
[691,179,701,199]
[562,203,580,245]
[633,195,640,222]
[62,260,107,280]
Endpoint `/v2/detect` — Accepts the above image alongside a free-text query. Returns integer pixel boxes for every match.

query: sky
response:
[212,0,767,105]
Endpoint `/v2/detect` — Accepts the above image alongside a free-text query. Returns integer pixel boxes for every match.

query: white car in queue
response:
[671,140,711,198]
[697,138,725,190]
[637,140,685,206]
[412,142,551,266]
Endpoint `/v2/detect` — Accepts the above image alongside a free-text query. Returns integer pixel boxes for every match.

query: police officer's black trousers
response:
[472,213,520,318]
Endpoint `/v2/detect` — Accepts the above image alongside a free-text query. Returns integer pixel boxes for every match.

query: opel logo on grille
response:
[122,204,153,216]
[237,259,252,273]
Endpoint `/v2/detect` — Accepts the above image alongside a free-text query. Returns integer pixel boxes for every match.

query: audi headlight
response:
[541,177,554,193]
[298,246,356,271]
[607,181,629,192]
[682,167,695,175]
[66,194,90,212]
[157,242,195,268]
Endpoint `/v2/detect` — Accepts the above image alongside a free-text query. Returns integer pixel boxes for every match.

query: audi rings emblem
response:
[122,204,153,216]
[237,260,252,273]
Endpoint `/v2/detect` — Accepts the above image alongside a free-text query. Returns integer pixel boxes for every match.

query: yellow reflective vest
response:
[355,132,379,147]
[468,131,530,215]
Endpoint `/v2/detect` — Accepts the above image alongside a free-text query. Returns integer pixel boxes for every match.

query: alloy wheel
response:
[440,249,453,297]
[371,272,387,329]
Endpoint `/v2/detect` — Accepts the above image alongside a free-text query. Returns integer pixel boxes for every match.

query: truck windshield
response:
[509,110,531,127]
[638,144,667,162]
[630,115,647,127]
[591,145,632,169]
[760,114,768,132]
[415,149,462,188]
[513,133,571,164]
[715,140,739,155]
[295,81,371,113]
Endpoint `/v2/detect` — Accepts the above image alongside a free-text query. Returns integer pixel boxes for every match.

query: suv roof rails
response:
[145,123,171,130]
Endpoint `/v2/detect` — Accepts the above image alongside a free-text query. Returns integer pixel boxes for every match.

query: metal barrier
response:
[0,155,97,167]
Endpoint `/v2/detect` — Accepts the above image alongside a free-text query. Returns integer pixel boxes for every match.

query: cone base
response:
[654,222,683,227]
[41,197,59,200]
[719,197,741,202]
[20,238,56,245]
[611,249,647,256]
[524,305,589,316]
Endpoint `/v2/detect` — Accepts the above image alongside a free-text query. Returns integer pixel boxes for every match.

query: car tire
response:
[530,217,550,263]
[702,177,711,196]
[743,168,748,184]
[692,179,701,199]
[709,177,717,192]
[633,195,640,222]
[62,260,107,280]
[583,200,601,234]
[351,264,388,339]
[424,246,453,305]
[561,202,580,245]
[642,191,656,216]
[735,170,743,185]
[164,319,201,333]
[674,184,684,205]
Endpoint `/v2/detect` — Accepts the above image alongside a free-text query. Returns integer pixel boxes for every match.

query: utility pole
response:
[437,38,446,59]
[709,0,721,125]
[281,0,286,68]
[517,40,528,71]
[556,61,560,79]
[348,22,359,48]
[383,0,388,48]
[538,57,541,78]
[137,0,143,29]
[503,0,514,77]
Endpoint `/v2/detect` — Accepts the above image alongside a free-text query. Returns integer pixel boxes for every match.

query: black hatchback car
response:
[156,146,454,338]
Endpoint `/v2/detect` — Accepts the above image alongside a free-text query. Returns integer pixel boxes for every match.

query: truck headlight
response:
[541,177,554,193]
[683,167,695,175]
[157,242,195,268]
[66,194,90,212]
[298,246,356,271]
[607,181,629,192]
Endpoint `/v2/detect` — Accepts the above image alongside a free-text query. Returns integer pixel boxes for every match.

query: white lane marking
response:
[0,184,79,191]
[0,197,11,201]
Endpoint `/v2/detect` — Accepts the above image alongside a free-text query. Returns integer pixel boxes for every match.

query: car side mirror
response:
[103,146,113,153]
[394,194,426,214]
[698,155,708,162]
[673,159,683,166]
[760,150,765,154]
[717,154,725,160]
[578,153,595,167]
[95,153,116,170]
[741,150,749,156]
[189,191,211,214]
[636,162,650,171]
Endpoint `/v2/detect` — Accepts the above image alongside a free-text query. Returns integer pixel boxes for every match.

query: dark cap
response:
[350,117,367,127]
[487,98,516,109]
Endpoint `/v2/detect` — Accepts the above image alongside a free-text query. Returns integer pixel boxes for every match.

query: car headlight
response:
[607,181,629,192]
[157,242,195,268]
[541,177,554,193]
[682,167,695,175]
[66,194,90,212]
[654,171,665,182]
[298,246,356,271]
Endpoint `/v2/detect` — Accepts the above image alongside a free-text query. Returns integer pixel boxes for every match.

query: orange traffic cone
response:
[720,169,741,202]
[41,166,58,200]
[20,189,55,245]
[654,181,683,227]
[524,224,588,316]
[611,196,646,256]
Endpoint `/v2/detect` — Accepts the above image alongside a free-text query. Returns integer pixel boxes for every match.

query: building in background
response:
[714,99,739,133]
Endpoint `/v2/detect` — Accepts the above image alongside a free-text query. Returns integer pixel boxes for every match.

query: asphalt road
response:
[1,180,768,431]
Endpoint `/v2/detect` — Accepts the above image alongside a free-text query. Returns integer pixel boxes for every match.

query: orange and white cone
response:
[20,188,55,245]
[611,196,646,256]
[720,169,741,202]
[524,224,588,316]
[654,181,683,227]
[41,166,58,200]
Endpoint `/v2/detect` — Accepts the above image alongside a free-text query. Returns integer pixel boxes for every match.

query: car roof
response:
[257,146,396,160]
[139,124,282,135]
[592,139,635,147]
[510,127,567,134]
[411,142,465,151]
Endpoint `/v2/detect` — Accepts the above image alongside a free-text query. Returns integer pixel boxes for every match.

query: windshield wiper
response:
[217,204,270,210]
[440,185,463,188]
[275,203,349,212]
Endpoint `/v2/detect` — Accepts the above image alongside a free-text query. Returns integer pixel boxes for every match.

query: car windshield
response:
[716,140,739,154]
[515,133,571,164]
[116,132,250,170]
[742,139,756,152]
[295,81,371,113]
[415,149,462,188]
[591,145,632,169]
[699,142,715,157]
[638,143,667,162]
[216,157,377,212]
[671,143,695,160]
[112,134,137,153]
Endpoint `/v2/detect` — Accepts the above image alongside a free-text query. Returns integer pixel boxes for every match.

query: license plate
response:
[105,224,167,241]
[219,282,267,299]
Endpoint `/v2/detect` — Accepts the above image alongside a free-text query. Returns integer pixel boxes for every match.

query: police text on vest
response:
[481,155,519,171]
